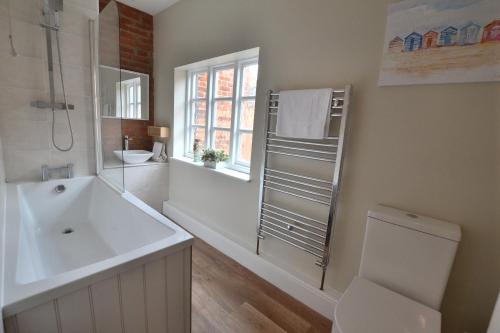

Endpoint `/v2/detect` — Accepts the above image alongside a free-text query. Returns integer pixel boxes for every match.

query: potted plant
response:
[201,148,229,169]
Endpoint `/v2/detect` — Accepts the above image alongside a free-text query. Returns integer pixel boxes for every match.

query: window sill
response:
[170,156,251,183]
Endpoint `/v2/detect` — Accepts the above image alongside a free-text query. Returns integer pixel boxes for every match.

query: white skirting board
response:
[163,201,341,320]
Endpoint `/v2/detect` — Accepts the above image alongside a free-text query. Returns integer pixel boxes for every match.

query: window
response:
[185,58,259,173]
[116,77,142,119]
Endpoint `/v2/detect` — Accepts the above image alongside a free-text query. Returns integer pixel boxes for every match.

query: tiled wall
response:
[0,137,5,184]
[0,137,4,311]
[101,164,169,212]
[0,0,98,182]
[100,0,154,153]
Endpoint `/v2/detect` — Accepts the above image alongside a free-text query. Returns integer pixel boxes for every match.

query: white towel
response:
[276,89,333,139]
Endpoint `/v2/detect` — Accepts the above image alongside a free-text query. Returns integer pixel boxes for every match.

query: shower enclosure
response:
[95,0,154,193]
[94,0,126,191]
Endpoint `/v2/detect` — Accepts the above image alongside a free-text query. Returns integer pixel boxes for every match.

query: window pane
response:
[241,64,258,97]
[213,130,231,154]
[192,101,207,126]
[238,132,253,164]
[214,101,232,128]
[215,68,234,97]
[240,100,255,130]
[194,72,208,99]
[129,86,134,103]
[137,84,141,103]
[191,127,206,151]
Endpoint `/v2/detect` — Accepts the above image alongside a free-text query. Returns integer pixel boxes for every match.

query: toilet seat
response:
[335,277,441,333]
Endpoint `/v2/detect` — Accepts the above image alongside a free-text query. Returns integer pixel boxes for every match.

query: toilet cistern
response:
[334,205,461,333]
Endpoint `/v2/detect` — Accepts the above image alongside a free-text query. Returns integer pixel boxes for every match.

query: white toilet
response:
[334,205,461,333]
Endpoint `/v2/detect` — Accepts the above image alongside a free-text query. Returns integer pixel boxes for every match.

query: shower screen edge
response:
[89,18,103,176]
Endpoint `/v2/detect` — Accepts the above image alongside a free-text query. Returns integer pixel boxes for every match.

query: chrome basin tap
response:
[123,135,133,151]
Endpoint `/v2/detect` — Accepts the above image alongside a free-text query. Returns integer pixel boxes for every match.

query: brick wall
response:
[100,0,154,153]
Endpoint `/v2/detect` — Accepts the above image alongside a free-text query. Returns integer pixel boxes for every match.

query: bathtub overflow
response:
[54,185,66,193]
[62,228,74,235]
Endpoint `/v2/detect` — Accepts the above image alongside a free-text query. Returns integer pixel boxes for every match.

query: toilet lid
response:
[335,277,441,333]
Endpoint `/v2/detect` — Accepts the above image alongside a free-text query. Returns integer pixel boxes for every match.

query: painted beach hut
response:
[459,22,481,45]
[439,26,458,46]
[404,32,422,52]
[388,36,404,52]
[482,19,500,42]
[423,31,439,49]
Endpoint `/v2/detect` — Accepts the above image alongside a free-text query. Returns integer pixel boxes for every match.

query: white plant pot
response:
[204,160,221,169]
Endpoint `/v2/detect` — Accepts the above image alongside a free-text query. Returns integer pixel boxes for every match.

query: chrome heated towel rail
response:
[256,86,352,290]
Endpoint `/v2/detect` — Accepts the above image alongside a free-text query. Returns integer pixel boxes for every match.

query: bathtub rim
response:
[2,175,193,316]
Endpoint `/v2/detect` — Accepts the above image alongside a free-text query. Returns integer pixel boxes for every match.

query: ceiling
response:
[118,0,181,15]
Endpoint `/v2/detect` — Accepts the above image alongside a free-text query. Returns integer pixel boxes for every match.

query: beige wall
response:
[154,0,500,331]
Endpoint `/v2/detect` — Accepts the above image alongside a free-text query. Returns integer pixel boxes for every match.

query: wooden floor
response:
[192,239,333,333]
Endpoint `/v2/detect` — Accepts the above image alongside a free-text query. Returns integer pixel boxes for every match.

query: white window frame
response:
[184,57,258,174]
[116,77,141,119]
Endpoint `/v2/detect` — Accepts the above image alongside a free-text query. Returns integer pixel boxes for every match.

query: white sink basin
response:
[114,150,154,164]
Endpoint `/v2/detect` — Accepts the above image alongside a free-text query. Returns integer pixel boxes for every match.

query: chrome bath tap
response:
[41,163,74,181]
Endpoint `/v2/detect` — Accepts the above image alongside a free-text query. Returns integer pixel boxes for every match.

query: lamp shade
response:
[148,126,170,138]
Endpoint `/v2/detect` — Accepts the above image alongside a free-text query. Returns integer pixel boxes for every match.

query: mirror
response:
[100,65,149,120]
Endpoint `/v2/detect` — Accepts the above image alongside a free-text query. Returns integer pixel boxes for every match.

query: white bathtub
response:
[2,176,193,332]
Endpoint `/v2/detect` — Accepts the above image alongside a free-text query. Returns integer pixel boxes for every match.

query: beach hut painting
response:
[379,0,500,86]
[439,26,459,46]
[423,31,439,48]
[459,22,482,45]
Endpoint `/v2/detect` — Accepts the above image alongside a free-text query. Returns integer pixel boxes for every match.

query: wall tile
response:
[0,1,97,182]
[0,137,5,183]
[0,18,44,58]
[0,54,46,90]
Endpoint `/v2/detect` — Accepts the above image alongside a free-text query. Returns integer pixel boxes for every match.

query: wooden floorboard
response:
[192,238,332,333]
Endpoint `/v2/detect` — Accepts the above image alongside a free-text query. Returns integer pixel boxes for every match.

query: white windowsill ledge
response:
[170,156,251,183]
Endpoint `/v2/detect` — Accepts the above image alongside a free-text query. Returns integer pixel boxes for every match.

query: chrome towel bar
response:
[263,186,331,205]
[262,202,328,226]
[260,213,326,238]
[264,174,333,192]
[256,86,352,290]
[264,169,332,185]
[267,150,336,162]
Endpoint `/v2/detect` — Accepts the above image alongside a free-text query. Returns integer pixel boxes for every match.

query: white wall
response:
[154,0,500,331]
[0,0,97,182]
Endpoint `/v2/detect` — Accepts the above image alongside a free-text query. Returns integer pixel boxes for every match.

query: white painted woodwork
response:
[145,259,168,332]
[120,266,147,333]
[58,288,94,333]
[4,248,191,333]
[16,302,58,333]
[91,277,122,333]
